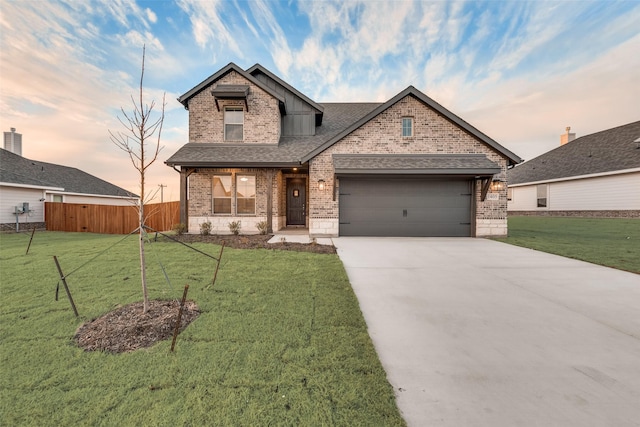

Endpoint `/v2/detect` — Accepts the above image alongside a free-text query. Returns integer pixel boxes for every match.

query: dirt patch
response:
[171,234,337,254]
[75,300,200,353]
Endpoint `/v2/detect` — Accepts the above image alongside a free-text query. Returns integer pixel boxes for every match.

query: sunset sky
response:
[1,0,639,201]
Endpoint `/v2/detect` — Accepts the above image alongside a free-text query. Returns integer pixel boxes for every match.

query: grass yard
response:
[495,216,640,274]
[0,232,405,426]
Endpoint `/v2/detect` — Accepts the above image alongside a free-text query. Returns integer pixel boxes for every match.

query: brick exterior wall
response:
[185,87,510,237]
[308,95,509,237]
[187,70,280,144]
[188,168,278,234]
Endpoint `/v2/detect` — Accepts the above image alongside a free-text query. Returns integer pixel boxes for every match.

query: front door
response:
[286,178,306,226]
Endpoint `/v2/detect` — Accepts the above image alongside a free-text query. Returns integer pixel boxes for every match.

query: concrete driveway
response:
[333,237,640,427]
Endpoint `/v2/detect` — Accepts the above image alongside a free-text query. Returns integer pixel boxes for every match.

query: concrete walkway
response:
[333,237,640,427]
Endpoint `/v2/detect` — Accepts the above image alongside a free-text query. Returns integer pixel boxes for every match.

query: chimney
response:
[4,128,23,156]
[560,126,576,146]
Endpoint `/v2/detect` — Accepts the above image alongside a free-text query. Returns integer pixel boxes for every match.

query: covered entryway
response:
[339,177,472,236]
[286,178,306,226]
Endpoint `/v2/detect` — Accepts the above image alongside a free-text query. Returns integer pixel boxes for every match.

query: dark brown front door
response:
[286,178,306,226]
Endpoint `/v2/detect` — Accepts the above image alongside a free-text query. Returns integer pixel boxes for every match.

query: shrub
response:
[256,221,269,235]
[173,223,187,235]
[200,221,212,236]
[228,220,241,235]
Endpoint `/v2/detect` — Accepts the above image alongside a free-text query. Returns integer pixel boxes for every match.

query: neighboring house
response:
[166,63,522,237]
[0,146,138,230]
[508,121,640,217]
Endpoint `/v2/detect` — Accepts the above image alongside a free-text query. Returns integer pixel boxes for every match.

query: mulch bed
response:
[169,233,337,254]
[75,300,200,353]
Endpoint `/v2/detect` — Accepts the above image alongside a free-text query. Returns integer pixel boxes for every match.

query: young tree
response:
[109,45,165,313]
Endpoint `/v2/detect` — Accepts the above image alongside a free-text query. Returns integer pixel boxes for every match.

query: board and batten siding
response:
[508,172,640,211]
[252,72,317,137]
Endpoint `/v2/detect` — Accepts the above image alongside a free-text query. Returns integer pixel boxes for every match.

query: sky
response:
[1,0,639,201]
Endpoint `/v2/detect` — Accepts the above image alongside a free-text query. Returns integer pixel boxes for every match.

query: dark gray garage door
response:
[339,177,472,237]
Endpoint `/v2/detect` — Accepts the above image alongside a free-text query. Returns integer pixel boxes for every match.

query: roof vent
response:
[560,126,576,146]
[3,128,22,156]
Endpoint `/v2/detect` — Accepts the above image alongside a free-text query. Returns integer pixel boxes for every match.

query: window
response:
[507,187,513,201]
[53,195,63,203]
[536,184,547,208]
[236,175,256,214]
[213,175,232,214]
[224,107,243,141]
[402,117,413,137]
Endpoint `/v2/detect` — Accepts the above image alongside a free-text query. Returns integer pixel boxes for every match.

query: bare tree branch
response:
[108,44,165,313]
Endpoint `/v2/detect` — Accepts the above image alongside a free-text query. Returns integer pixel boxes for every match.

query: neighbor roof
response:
[0,148,136,197]
[508,121,640,185]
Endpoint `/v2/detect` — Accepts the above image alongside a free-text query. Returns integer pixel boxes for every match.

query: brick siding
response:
[309,95,509,236]
[187,70,280,144]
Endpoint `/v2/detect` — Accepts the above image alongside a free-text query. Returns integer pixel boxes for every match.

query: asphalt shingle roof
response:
[165,103,381,166]
[508,121,640,185]
[0,148,136,197]
[333,154,501,175]
[167,64,522,169]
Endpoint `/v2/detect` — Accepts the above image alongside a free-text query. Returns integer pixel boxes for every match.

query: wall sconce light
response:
[490,178,505,192]
[318,179,325,191]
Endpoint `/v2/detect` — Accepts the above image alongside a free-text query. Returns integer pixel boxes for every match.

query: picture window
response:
[212,175,232,214]
[236,175,256,215]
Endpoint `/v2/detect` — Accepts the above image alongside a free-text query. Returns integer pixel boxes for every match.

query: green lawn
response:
[0,232,405,426]
[496,216,640,274]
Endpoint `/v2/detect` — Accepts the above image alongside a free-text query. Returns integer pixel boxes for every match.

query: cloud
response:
[175,0,241,58]
[464,33,640,161]
[146,8,157,24]
[0,1,184,196]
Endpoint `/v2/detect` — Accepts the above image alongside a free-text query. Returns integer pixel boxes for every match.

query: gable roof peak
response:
[302,85,522,165]
[246,63,324,114]
[178,62,285,109]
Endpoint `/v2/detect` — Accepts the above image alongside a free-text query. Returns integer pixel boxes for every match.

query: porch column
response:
[266,170,274,233]
[179,168,195,230]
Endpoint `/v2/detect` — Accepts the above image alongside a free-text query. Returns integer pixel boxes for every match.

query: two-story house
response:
[166,63,522,237]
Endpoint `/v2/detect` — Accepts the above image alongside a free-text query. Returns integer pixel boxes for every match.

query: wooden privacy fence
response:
[45,201,180,234]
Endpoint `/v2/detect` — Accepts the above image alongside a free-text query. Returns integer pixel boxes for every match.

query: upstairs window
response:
[224,107,243,141]
[537,184,547,208]
[402,117,413,137]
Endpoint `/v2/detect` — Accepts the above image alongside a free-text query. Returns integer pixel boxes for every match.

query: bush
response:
[256,221,269,235]
[200,221,212,236]
[173,223,187,235]
[228,220,241,235]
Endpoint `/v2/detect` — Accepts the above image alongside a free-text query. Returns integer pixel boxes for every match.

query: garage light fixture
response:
[318,179,325,191]
[490,178,505,192]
